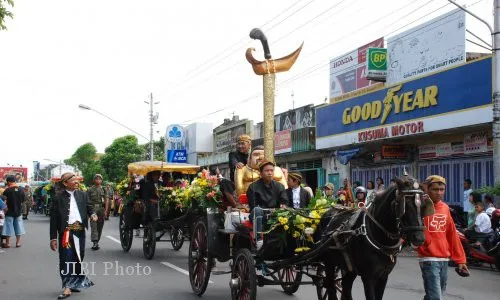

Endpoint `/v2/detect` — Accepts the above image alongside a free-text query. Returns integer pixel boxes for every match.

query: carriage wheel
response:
[119,212,133,252]
[230,248,257,300]
[143,223,156,260]
[189,220,212,296]
[315,265,342,300]
[278,265,302,295]
[170,226,185,251]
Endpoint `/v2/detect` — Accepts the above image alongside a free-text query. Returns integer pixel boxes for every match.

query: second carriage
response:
[118,160,202,259]
[187,197,344,300]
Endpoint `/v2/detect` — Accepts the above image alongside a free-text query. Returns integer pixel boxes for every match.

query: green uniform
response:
[87,185,107,243]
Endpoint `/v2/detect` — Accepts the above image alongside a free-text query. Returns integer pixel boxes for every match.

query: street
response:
[1,214,499,300]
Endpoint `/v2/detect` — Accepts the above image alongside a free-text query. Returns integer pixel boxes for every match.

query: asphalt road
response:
[0,214,499,300]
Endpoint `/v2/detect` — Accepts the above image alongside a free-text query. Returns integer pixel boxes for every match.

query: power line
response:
[174,0,479,124]
[166,0,315,95]
[274,0,351,44]
[165,0,357,100]
[175,0,430,124]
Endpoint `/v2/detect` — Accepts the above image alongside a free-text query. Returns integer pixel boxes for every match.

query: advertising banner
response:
[336,148,361,165]
[165,124,186,150]
[366,48,387,81]
[316,57,492,149]
[214,123,247,153]
[166,150,188,163]
[329,37,384,99]
[435,143,452,157]
[387,9,466,85]
[0,167,28,182]
[274,104,315,132]
[381,145,407,159]
[464,132,488,154]
[274,130,292,154]
[418,145,437,159]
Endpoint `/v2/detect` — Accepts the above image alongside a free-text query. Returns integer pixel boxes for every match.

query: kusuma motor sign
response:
[316,57,493,149]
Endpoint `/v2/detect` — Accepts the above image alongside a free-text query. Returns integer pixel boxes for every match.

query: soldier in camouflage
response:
[87,174,108,250]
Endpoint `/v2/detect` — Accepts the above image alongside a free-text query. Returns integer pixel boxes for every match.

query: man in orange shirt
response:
[418,175,469,300]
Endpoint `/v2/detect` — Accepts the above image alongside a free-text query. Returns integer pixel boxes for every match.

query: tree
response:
[100,135,143,182]
[140,136,165,161]
[0,0,14,30]
[65,143,104,185]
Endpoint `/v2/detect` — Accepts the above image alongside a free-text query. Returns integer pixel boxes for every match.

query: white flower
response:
[304,227,314,235]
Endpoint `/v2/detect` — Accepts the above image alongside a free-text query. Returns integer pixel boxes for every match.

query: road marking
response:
[161,262,214,284]
[0,250,5,253]
[107,235,214,284]
[106,235,121,244]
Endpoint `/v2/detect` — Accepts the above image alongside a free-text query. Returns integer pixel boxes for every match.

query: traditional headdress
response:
[288,172,302,182]
[258,159,275,171]
[237,134,252,143]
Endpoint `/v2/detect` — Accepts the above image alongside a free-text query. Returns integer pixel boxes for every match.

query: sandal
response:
[57,293,71,299]
[2,244,10,248]
[16,244,21,248]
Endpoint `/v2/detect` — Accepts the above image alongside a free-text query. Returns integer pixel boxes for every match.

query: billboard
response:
[316,57,492,149]
[274,104,316,132]
[329,37,384,99]
[165,124,186,150]
[274,130,292,154]
[387,9,466,85]
[214,123,248,153]
[0,167,28,183]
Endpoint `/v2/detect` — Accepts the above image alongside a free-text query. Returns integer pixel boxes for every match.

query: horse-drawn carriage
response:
[188,172,433,300]
[118,160,201,259]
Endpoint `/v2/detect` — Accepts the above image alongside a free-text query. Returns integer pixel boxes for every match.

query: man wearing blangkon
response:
[247,160,288,250]
[418,175,469,300]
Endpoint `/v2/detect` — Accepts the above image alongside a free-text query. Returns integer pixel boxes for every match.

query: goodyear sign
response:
[316,57,492,149]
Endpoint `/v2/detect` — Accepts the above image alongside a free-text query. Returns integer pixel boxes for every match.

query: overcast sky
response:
[0,0,492,173]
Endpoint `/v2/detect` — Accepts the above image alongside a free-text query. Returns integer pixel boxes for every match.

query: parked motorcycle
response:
[456,228,500,270]
[453,208,500,271]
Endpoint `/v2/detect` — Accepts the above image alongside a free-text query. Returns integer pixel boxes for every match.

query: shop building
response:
[316,57,493,206]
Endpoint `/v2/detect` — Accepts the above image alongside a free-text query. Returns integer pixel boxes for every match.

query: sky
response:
[0,0,493,175]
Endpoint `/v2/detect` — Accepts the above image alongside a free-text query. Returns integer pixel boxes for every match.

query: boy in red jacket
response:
[418,175,469,300]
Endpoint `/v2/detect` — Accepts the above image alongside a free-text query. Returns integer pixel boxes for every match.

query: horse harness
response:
[329,188,425,272]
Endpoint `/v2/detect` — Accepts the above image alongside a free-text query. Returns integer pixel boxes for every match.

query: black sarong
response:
[58,229,94,289]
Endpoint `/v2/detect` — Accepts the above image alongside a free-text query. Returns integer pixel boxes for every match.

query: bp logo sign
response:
[166,125,184,143]
[367,48,387,81]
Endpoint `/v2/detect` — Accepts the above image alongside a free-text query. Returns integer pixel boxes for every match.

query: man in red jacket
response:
[418,175,469,300]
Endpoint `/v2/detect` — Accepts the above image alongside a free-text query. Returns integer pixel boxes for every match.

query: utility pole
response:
[447,0,500,186]
[145,93,160,161]
[493,0,500,186]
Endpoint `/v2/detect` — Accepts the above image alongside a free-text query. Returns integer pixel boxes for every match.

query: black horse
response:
[318,174,432,300]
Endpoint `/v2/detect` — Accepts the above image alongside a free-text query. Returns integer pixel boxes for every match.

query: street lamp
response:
[78,104,150,141]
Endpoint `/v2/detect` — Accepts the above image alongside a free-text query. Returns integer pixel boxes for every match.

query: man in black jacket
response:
[50,172,97,299]
[228,134,251,182]
[247,160,288,250]
[286,172,311,209]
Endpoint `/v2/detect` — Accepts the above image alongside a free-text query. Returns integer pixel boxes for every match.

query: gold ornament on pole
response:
[246,28,303,162]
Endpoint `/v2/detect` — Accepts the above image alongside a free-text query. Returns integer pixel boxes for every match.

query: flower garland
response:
[188,170,222,209]
[266,189,337,253]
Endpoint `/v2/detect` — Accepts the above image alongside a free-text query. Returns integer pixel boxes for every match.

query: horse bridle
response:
[394,188,426,234]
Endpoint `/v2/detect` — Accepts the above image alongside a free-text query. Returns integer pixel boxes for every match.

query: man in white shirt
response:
[286,172,311,209]
[466,201,493,246]
[463,179,473,228]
